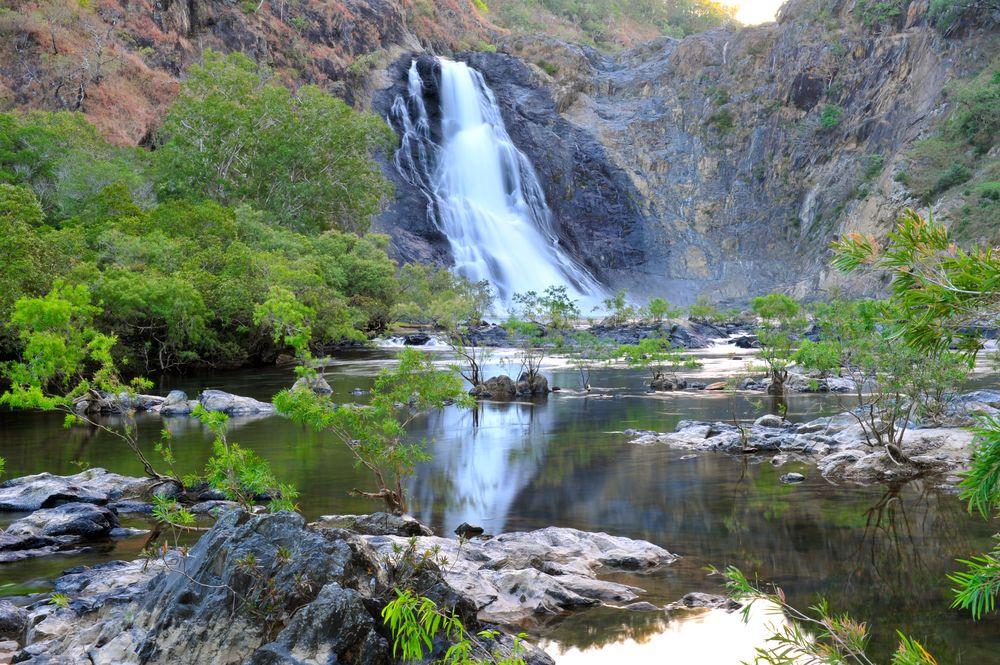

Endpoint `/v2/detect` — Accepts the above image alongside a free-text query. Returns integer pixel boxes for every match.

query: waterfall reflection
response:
[409,401,549,535]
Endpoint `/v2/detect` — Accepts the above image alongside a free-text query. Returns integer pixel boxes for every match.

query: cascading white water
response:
[391,58,604,310]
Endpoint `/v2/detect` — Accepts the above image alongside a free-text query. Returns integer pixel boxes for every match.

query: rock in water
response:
[470,375,517,400]
[311,512,433,537]
[159,389,195,416]
[0,468,147,512]
[291,375,333,395]
[198,389,276,415]
[403,332,431,345]
[780,473,806,484]
[454,522,485,539]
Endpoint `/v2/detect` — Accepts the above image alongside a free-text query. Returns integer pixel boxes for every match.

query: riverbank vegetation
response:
[0,50,399,372]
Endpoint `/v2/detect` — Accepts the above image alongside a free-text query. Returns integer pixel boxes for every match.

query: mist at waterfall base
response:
[391,57,605,312]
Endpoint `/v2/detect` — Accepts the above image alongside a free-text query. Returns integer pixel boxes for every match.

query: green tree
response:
[154,50,394,233]
[275,348,472,514]
[641,296,682,324]
[750,293,805,396]
[618,336,701,390]
[600,288,635,326]
[0,283,169,480]
[833,208,1000,619]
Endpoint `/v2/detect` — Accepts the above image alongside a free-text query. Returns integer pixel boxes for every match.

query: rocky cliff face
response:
[3,0,995,302]
[374,0,997,303]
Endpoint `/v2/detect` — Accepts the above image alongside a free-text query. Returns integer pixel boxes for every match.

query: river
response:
[1,343,997,662]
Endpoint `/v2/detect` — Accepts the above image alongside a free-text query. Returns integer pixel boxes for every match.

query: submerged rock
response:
[454,522,485,539]
[667,592,742,612]
[780,472,806,484]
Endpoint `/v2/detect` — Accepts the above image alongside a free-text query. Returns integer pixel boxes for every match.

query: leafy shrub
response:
[948,65,999,155]
[535,60,559,76]
[706,108,734,133]
[933,162,973,197]
[855,0,905,26]
[155,50,394,234]
[862,154,886,180]
[819,104,844,130]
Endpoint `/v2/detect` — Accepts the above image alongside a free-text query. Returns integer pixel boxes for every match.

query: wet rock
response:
[0,601,28,643]
[621,601,660,612]
[454,522,485,539]
[732,335,759,349]
[198,390,276,416]
[650,376,687,391]
[470,375,517,400]
[780,472,805,484]
[159,389,194,416]
[6,503,119,540]
[705,381,727,391]
[517,372,550,396]
[403,332,431,345]
[0,469,147,512]
[291,374,333,395]
[668,592,742,612]
[312,512,433,537]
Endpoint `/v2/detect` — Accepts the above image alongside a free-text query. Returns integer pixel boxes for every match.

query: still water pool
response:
[1,345,998,663]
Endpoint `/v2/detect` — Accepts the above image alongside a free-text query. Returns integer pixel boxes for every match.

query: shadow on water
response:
[1,349,998,662]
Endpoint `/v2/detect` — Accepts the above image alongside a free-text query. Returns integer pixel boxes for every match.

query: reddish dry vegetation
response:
[0,0,492,145]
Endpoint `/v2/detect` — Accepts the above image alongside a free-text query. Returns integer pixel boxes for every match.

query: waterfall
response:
[390,57,604,310]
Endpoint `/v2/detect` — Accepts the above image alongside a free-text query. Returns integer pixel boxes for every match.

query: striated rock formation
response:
[7,510,673,663]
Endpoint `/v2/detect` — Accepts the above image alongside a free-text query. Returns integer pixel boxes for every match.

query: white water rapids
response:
[391,57,604,310]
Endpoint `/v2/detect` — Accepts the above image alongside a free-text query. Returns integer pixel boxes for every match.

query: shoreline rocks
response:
[4,510,672,664]
[628,399,983,486]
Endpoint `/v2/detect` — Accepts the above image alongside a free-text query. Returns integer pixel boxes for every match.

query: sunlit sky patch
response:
[732,0,785,25]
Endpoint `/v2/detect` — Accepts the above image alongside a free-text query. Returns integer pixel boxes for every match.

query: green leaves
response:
[275,349,470,513]
[154,50,394,234]
[192,404,298,513]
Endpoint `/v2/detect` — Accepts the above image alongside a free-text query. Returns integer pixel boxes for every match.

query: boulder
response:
[454,522,485,539]
[0,601,28,643]
[198,390,276,416]
[470,375,517,400]
[780,472,805,484]
[754,414,787,429]
[403,332,431,345]
[650,375,687,391]
[704,381,727,391]
[5,503,119,540]
[311,512,433,537]
[159,390,195,416]
[0,468,147,512]
[516,372,550,396]
[732,335,759,349]
[362,526,676,623]
[291,375,333,395]
[668,592,742,612]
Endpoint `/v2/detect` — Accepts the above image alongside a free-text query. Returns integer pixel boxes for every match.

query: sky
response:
[732,0,784,25]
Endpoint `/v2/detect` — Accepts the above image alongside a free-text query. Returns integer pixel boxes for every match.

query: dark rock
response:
[0,601,28,642]
[403,332,431,346]
[732,335,759,349]
[454,522,485,539]
[470,375,517,400]
[670,592,742,612]
[650,376,687,391]
[6,502,119,540]
[516,372,550,397]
